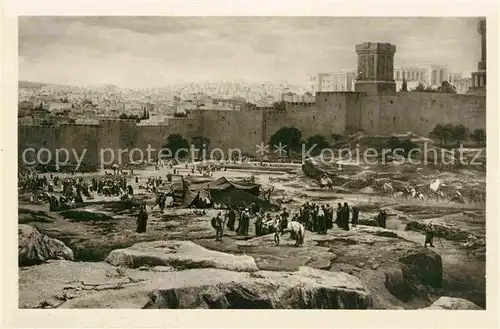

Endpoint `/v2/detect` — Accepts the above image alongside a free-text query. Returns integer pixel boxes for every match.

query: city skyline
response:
[19,17,483,89]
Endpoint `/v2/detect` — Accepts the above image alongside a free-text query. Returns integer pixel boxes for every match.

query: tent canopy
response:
[208,176,260,196]
[180,176,278,210]
[182,187,211,208]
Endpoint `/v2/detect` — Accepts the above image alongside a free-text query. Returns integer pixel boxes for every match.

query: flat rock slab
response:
[105,240,259,272]
[424,296,482,310]
[305,251,337,270]
[20,259,372,309]
[61,265,372,309]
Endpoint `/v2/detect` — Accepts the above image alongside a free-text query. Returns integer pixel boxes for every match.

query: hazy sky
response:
[19,17,483,88]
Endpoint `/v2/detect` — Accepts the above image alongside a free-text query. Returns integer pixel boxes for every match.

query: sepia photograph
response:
[7,10,495,319]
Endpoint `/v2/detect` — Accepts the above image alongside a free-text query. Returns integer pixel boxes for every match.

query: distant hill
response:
[19,80,48,89]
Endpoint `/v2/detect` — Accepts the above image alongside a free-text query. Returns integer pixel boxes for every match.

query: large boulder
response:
[301,157,361,182]
[405,221,469,241]
[20,261,373,309]
[424,297,482,310]
[398,247,442,288]
[358,218,379,227]
[384,267,416,302]
[18,224,74,266]
[143,266,372,309]
[105,240,259,272]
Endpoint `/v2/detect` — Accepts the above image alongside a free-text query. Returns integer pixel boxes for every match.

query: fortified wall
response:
[18,40,486,170]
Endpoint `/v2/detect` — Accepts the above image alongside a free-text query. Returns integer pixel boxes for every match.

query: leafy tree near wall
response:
[272,101,286,111]
[412,81,456,93]
[164,134,190,158]
[429,123,452,144]
[437,81,457,94]
[451,124,469,145]
[269,127,302,158]
[385,137,418,155]
[470,128,486,146]
[305,134,330,155]
[40,119,54,126]
[191,136,211,152]
[430,123,471,145]
[119,113,141,122]
[412,83,427,92]
[331,133,344,144]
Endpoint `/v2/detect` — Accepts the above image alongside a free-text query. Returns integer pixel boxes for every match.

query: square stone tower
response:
[467,19,486,96]
[355,42,397,95]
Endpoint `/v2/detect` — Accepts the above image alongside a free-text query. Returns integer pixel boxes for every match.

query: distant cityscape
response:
[309,64,472,94]
[18,62,472,127]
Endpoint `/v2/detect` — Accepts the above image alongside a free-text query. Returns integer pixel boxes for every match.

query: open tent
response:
[208,176,260,196]
[182,187,211,208]
[205,176,277,210]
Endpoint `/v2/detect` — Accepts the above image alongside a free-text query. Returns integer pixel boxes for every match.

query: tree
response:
[412,83,426,92]
[305,134,330,155]
[40,119,54,126]
[470,128,486,146]
[451,124,468,145]
[400,78,408,92]
[412,82,436,92]
[191,136,211,152]
[269,127,302,158]
[437,81,457,94]
[272,101,286,111]
[18,100,34,112]
[331,133,344,144]
[386,137,417,155]
[164,134,190,158]
[429,123,452,145]
[142,108,147,119]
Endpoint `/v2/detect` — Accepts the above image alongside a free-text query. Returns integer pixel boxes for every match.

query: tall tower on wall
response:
[467,19,486,96]
[355,42,396,94]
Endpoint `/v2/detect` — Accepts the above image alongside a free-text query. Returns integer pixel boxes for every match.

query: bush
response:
[470,128,486,146]
[386,137,418,155]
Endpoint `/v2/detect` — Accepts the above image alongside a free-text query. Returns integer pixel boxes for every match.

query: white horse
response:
[382,182,395,198]
[319,177,333,192]
[281,221,305,247]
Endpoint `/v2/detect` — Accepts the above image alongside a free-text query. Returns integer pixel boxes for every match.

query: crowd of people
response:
[208,200,367,246]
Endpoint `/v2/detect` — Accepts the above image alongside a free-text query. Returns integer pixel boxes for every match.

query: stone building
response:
[308,70,357,93]
[468,19,486,96]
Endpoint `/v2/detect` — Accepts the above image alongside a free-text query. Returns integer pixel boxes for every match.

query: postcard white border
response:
[2,0,499,328]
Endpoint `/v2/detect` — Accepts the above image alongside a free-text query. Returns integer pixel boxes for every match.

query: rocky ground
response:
[18,160,486,309]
